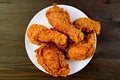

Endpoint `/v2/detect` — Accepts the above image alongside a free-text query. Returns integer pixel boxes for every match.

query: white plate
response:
[25,5,96,75]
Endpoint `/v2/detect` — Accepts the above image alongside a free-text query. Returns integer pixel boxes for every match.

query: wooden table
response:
[0,0,120,80]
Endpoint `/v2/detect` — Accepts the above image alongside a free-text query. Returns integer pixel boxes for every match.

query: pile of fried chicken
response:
[27,4,101,77]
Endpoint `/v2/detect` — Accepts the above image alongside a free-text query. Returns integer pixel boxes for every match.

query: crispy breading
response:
[46,4,84,43]
[26,3,101,77]
[35,43,70,77]
[66,43,90,60]
[73,18,101,34]
[85,33,96,58]
[27,24,67,49]
[66,33,96,60]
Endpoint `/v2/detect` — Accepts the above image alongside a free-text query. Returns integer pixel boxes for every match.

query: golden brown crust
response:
[35,43,70,77]
[73,18,101,34]
[26,3,101,77]
[27,24,67,49]
[46,4,84,43]
[66,33,96,60]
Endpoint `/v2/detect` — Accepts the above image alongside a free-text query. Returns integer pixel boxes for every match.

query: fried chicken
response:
[26,3,102,77]
[27,24,67,49]
[46,4,84,43]
[84,33,96,58]
[66,33,96,60]
[73,18,101,34]
[35,43,70,77]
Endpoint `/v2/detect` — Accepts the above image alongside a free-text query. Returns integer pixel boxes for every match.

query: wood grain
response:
[0,0,120,80]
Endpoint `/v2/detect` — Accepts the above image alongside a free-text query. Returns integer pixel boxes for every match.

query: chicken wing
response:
[73,18,101,34]
[27,24,67,49]
[46,4,84,43]
[35,43,70,77]
[66,33,96,60]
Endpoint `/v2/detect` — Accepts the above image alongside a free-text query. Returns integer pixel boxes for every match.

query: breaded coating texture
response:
[73,18,101,34]
[66,33,96,60]
[27,24,67,49]
[26,3,101,77]
[46,4,84,43]
[35,43,70,77]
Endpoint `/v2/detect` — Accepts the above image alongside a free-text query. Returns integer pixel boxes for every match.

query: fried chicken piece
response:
[66,33,96,60]
[46,4,84,43]
[73,18,101,34]
[27,24,67,49]
[66,43,91,60]
[35,43,70,77]
[84,33,96,58]
[85,32,96,45]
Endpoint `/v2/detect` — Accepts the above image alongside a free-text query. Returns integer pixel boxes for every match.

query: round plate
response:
[25,5,96,75]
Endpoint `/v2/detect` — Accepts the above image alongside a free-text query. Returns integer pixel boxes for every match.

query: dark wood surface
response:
[0,0,120,80]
